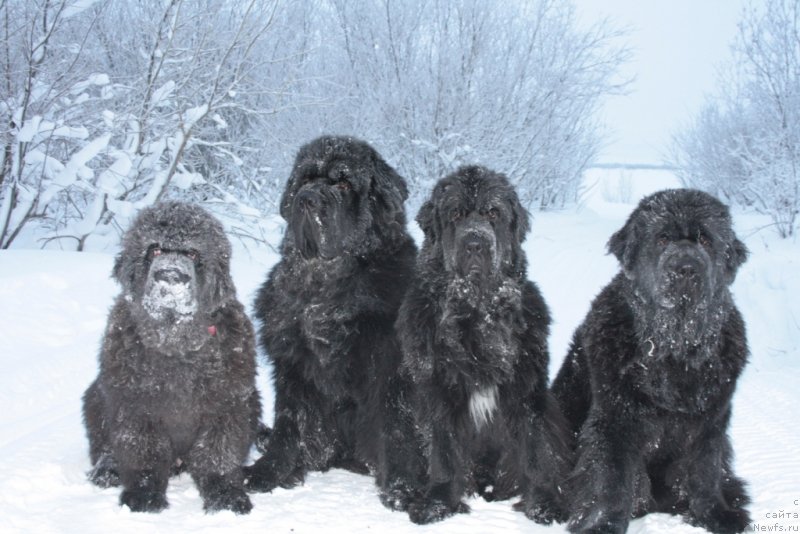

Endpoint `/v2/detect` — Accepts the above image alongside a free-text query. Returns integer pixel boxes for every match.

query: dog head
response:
[608,189,748,310]
[279,136,409,260]
[417,165,530,280]
[113,202,235,322]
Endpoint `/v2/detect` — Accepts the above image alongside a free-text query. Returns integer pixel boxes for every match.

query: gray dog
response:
[82,202,261,514]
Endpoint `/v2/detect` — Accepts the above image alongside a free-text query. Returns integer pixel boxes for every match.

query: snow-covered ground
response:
[1,171,798,533]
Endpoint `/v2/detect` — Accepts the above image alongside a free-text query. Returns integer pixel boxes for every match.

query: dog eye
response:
[697,233,711,247]
[656,234,670,247]
[450,209,463,222]
[484,208,499,220]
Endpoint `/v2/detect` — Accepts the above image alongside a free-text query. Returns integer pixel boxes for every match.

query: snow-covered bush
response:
[671,0,800,238]
[1,0,628,250]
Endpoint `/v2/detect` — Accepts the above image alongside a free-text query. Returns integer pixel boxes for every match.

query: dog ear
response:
[198,221,236,310]
[202,258,235,310]
[112,213,147,295]
[415,198,438,241]
[510,193,530,245]
[724,236,749,282]
[278,175,297,222]
[111,252,135,293]
[280,142,317,222]
[369,154,409,230]
[607,216,640,275]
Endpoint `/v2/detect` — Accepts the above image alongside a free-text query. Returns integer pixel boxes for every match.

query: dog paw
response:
[242,464,278,493]
[514,498,567,525]
[567,507,628,534]
[87,453,120,488]
[203,486,253,515]
[88,465,120,488]
[687,506,751,534]
[254,425,272,455]
[119,489,168,513]
[379,480,419,512]
[407,499,469,525]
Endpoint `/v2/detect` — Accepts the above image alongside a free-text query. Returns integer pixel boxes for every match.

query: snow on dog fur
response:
[82,202,261,514]
[396,166,572,525]
[244,136,425,511]
[553,189,751,533]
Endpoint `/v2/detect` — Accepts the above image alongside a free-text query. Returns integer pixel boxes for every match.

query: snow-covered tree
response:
[1,0,629,250]
[0,0,109,249]
[1,0,284,249]
[672,0,800,238]
[321,0,629,209]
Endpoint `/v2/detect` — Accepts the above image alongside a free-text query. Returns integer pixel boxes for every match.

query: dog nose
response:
[154,268,191,285]
[464,235,485,255]
[296,189,319,210]
[674,258,699,278]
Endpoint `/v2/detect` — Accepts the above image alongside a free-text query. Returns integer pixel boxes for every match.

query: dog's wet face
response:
[442,201,503,279]
[654,224,723,309]
[142,246,199,322]
[609,189,748,312]
[290,161,361,261]
[642,226,716,310]
[424,168,525,281]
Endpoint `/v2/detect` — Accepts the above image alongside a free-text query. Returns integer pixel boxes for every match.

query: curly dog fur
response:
[82,202,261,514]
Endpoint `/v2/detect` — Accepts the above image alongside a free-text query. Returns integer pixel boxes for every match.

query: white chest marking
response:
[469,385,498,429]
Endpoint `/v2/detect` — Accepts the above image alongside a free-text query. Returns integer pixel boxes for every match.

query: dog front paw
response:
[567,506,628,534]
[242,464,278,493]
[88,465,120,488]
[514,497,567,525]
[87,453,120,488]
[687,504,751,534]
[407,498,469,525]
[254,424,272,454]
[203,485,253,515]
[379,479,421,512]
[120,489,168,513]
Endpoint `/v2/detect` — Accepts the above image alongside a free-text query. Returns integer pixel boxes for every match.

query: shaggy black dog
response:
[552,189,751,533]
[82,202,261,514]
[396,166,571,525]
[244,136,422,507]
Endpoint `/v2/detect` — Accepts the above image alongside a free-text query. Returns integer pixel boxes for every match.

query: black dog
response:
[82,202,261,514]
[244,136,423,508]
[396,166,571,525]
[552,189,751,533]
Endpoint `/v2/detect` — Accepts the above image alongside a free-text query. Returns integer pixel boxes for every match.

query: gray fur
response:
[82,202,261,514]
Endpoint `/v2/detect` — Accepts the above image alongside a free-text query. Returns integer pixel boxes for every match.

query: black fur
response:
[396,166,571,525]
[82,202,261,514]
[552,189,751,533]
[244,136,423,508]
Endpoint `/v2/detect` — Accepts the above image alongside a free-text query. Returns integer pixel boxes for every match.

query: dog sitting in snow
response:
[244,136,424,510]
[552,189,751,533]
[395,166,571,524]
[82,202,261,514]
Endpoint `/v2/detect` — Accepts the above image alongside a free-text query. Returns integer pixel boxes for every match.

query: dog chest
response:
[469,385,499,429]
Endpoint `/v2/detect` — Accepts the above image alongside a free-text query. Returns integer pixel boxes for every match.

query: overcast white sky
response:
[573,0,751,165]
